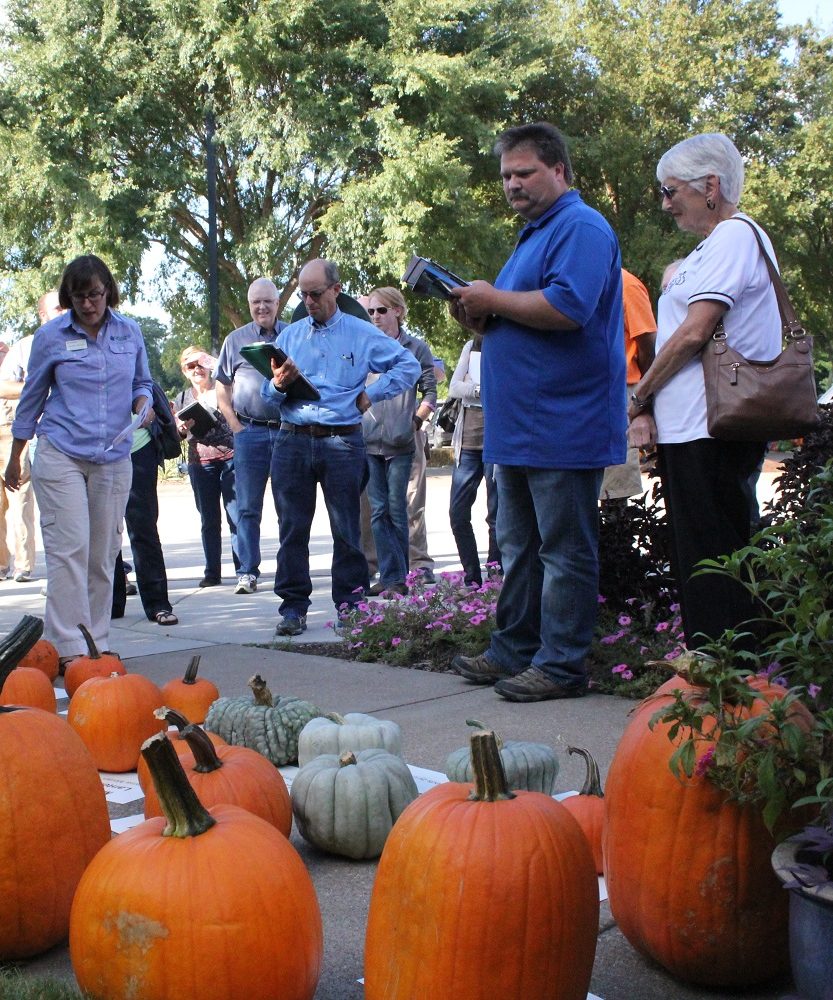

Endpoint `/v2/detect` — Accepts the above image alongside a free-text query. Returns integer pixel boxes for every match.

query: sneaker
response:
[13,571,31,583]
[0,566,9,581]
[494,667,588,703]
[275,612,307,637]
[366,581,407,598]
[418,567,436,584]
[235,574,257,594]
[451,652,512,685]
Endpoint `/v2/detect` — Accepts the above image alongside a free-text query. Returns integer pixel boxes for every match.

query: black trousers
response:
[658,437,766,649]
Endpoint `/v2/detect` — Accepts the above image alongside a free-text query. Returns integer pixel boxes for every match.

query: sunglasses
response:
[299,284,335,301]
[367,307,389,316]
[184,361,207,371]
[659,185,679,200]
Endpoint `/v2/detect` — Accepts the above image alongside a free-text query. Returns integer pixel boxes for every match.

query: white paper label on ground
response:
[110,814,145,834]
[99,771,142,804]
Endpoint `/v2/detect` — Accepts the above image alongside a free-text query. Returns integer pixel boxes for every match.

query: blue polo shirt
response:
[481,189,626,469]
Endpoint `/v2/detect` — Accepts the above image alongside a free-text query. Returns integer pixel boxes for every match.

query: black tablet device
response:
[401,255,470,301]
[175,399,219,437]
[239,343,321,401]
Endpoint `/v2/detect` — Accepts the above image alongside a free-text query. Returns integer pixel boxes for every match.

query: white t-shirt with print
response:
[654,214,782,443]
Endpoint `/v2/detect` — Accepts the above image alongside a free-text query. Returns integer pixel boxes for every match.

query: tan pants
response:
[0,426,36,576]
[32,437,132,657]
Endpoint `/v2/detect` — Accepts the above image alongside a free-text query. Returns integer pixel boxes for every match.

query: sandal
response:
[153,611,179,626]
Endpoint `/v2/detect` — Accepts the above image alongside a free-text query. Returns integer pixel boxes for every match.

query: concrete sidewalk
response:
[3,466,794,999]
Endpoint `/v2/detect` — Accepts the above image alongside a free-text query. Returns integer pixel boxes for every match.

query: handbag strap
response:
[731,217,805,340]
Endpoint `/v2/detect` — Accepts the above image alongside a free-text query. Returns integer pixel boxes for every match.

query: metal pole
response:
[205,109,220,354]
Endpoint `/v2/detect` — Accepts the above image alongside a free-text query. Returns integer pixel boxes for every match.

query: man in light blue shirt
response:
[260,258,420,635]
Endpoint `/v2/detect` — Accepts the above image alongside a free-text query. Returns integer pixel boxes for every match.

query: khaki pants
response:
[0,426,36,576]
[32,437,132,657]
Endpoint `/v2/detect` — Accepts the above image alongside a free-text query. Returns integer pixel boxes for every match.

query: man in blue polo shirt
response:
[449,122,626,701]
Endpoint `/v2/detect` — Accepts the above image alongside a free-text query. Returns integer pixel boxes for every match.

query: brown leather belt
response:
[280,422,361,438]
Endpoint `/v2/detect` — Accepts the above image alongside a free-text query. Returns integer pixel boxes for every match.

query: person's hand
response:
[177,417,194,436]
[270,356,299,392]
[628,413,657,450]
[356,390,372,413]
[448,288,487,333]
[3,455,21,492]
[140,405,156,429]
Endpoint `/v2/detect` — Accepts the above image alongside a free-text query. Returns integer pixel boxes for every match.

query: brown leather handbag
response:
[701,218,820,442]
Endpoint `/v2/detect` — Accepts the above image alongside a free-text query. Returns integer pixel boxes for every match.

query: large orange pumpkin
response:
[159,655,219,724]
[0,705,111,959]
[136,706,227,792]
[68,672,164,772]
[64,625,126,697]
[560,746,605,874]
[70,732,323,1000]
[18,639,59,681]
[603,674,809,987]
[143,724,291,836]
[364,730,599,999]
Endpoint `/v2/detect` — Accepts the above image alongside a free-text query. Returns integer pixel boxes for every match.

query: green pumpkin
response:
[297,712,403,767]
[291,748,418,859]
[445,720,559,794]
[204,674,329,766]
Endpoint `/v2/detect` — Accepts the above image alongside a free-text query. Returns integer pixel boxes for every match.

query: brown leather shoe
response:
[495,667,587,703]
[451,652,512,685]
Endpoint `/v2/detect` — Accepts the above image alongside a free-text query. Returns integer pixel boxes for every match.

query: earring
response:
[706,198,715,210]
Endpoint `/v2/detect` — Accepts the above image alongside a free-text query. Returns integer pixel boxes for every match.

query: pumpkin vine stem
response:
[568,746,604,798]
[77,623,102,660]
[249,674,274,707]
[141,731,216,838]
[469,730,515,802]
[154,705,192,731]
[182,655,202,685]
[181,724,224,773]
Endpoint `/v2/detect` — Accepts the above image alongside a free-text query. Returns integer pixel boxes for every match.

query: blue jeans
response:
[366,451,414,585]
[188,457,240,581]
[489,464,603,687]
[270,428,369,614]
[232,424,281,580]
[449,449,500,586]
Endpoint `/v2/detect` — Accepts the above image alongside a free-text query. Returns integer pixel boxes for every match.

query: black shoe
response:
[125,582,138,596]
[366,581,407,598]
[275,612,307,637]
[494,667,587,703]
[418,567,436,584]
[199,576,222,588]
[451,652,512,685]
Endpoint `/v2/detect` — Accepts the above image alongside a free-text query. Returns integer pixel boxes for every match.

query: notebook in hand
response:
[401,255,470,301]
[175,399,218,437]
[240,343,321,401]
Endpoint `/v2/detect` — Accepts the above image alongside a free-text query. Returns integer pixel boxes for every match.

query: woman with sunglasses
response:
[173,346,240,587]
[3,254,153,669]
[627,133,780,648]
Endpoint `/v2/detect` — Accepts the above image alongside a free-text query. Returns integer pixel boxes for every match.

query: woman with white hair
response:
[627,133,780,648]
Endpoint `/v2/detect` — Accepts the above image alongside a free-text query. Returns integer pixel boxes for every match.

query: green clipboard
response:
[240,343,321,401]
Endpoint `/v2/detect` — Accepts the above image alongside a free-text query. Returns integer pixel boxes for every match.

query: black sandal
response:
[153,611,179,626]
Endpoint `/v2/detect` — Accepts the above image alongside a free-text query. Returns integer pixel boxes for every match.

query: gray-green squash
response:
[203,674,329,766]
[445,719,559,794]
[297,712,402,766]
[291,748,418,859]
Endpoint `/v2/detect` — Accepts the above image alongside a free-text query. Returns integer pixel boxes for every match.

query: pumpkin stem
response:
[468,730,515,802]
[339,750,357,767]
[154,705,192,731]
[567,746,604,798]
[77,623,102,660]
[140,731,216,838]
[248,674,274,707]
[465,718,503,749]
[181,724,223,773]
[182,655,202,685]
[329,712,347,725]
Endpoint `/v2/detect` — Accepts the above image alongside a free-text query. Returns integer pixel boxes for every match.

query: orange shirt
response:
[622,269,657,385]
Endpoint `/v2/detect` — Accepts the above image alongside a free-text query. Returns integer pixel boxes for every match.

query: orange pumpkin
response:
[68,672,164,772]
[0,665,56,713]
[603,674,802,987]
[160,655,220,724]
[70,732,323,1000]
[560,746,604,875]
[364,730,599,1000]
[1,705,111,959]
[136,706,227,792]
[143,724,291,836]
[18,639,59,681]
[64,625,126,697]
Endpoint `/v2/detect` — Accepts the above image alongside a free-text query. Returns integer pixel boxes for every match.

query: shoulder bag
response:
[436,396,462,433]
[701,218,820,442]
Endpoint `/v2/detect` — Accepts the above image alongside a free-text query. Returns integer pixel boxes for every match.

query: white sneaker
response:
[234,574,257,594]
[14,571,32,583]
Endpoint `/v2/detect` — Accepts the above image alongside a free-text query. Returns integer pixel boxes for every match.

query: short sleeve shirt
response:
[215,321,285,421]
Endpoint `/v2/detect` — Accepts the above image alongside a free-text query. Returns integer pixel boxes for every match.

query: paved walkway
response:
[3,465,794,999]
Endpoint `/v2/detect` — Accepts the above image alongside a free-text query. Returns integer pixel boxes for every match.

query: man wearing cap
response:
[215,277,286,595]
[261,258,421,636]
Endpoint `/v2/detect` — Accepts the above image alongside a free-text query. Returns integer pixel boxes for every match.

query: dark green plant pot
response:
[772,837,833,1000]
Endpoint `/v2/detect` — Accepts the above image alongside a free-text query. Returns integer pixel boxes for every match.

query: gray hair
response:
[656,133,745,204]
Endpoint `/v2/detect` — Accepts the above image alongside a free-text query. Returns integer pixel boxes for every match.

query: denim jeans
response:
[366,451,414,585]
[232,423,281,580]
[488,464,603,687]
[449,449,500,586]
[270,428,369,614]
[188,457,240,581]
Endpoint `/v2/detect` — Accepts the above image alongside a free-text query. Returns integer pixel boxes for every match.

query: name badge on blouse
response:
[65,339,87,351]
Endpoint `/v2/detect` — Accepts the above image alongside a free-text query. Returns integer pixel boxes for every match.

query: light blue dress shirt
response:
[12,308,153,464]
[260,309,421,424]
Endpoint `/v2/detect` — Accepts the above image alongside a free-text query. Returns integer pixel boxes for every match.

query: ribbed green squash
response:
[445,720,559,794]
[297,712,402,767]
[291,748,418,859]
[204,674,329,766]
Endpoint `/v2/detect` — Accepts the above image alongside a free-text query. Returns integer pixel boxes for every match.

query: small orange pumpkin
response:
[64,625,125,697]
[136,706,227,792]
[68,672,165,772]
[143,724,291,836]
[18,639,59,681]
[160,655,219,724]
[0,665,56,713]
[560,746,604,874]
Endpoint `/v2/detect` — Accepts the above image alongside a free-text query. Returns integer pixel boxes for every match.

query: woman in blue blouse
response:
[4,255,153,668]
